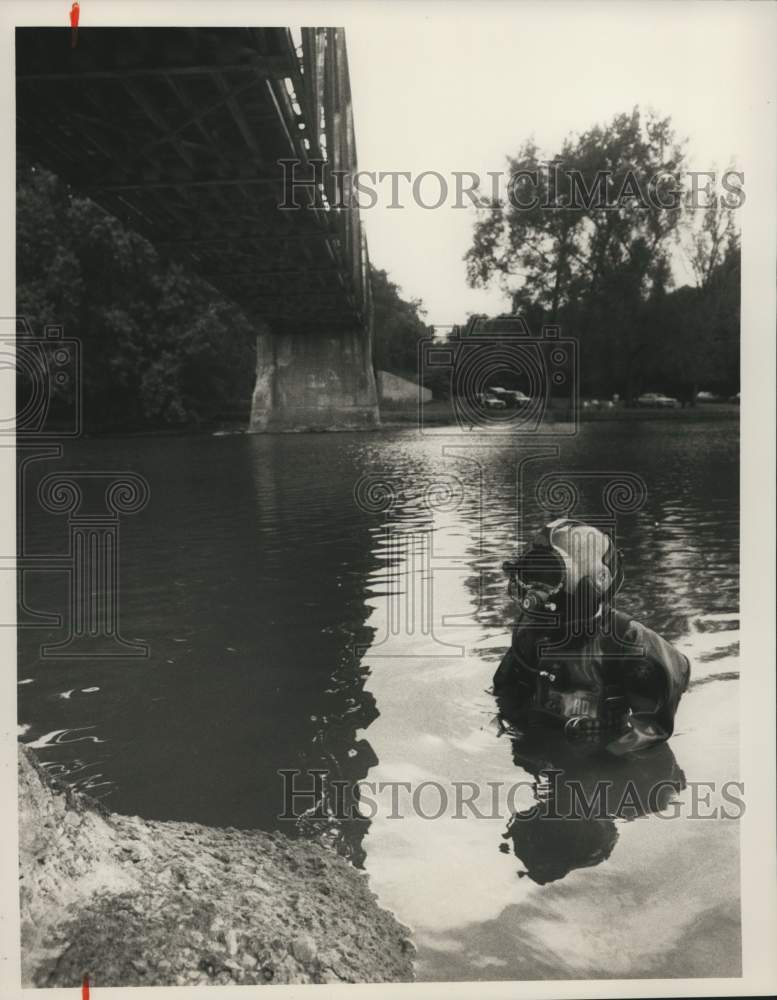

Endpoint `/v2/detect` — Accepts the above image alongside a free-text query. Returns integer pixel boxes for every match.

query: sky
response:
[343,2,757,327]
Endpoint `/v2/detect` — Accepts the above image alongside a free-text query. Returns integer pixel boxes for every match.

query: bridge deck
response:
[16,27,368,333]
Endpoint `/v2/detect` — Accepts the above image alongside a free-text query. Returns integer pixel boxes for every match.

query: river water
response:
[18,418,740,980]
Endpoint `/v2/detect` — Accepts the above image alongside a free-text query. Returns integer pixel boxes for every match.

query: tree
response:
[466,108,686,329]
[664,203,741,400]
[370,266,428,377]
[17,163,256,430]
[684,195,738,291]
[463,109,741,401]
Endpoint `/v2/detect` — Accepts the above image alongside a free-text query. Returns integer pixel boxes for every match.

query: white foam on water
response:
[25,727,106,749]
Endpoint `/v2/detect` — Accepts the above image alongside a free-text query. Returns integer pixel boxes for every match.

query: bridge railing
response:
[297,27,370,328]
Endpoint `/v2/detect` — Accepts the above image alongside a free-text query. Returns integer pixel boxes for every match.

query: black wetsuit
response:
[493,609,691,753]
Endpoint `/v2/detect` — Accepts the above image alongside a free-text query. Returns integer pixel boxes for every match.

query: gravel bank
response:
[18,747,414,987]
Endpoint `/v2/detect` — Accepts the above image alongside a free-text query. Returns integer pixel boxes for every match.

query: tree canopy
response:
[465,108,740,400]
[17,163,256,431]
[370,266,429,377]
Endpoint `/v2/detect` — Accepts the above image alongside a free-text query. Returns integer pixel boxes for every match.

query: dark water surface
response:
[19,419,740,979]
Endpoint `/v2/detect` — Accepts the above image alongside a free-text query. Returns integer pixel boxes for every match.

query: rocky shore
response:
[18,747,414,987]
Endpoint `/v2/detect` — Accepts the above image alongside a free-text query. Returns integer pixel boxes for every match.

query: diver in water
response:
[493,518,691,755]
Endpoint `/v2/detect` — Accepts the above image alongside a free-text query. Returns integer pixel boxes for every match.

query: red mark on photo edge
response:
[82,973,90,1000]
[70,2,80,49]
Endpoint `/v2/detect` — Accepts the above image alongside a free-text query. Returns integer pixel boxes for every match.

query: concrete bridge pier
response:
[249,324,380,432]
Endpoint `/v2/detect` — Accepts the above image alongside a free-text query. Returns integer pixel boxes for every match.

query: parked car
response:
[636,392,680,409]
[488,387,531,407]
[696,390,720,402]
[479,393,507,410]
[729,391,740,403]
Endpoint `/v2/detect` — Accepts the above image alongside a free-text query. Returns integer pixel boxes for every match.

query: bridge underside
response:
[16,27,379,431]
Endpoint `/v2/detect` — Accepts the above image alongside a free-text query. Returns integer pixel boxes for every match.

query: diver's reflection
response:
[496,709,686,886]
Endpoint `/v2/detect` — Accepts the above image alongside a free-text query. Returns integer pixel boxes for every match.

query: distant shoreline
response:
[379,402,741,428]
[44,403,740,439]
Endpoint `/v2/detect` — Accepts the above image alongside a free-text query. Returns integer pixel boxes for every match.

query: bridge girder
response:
[16,26,372,335]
